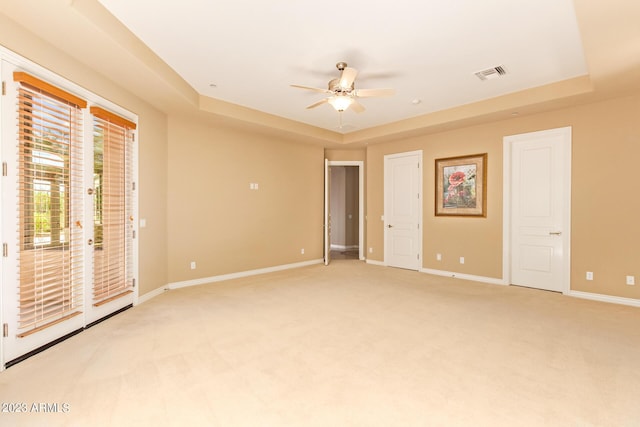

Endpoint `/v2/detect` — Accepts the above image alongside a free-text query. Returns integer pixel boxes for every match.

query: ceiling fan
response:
[291,62,395,113]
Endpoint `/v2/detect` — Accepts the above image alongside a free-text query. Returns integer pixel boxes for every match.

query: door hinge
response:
[2,243,7,257]
[2,81,6,96]
[132,230,136,239]
[417,253,420,260]
[132,278,136,288]
[2,162,7,176]
[3,323,8,338]
[132,182,136,191]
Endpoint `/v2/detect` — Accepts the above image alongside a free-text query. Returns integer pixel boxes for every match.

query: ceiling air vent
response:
[474,65,507,81]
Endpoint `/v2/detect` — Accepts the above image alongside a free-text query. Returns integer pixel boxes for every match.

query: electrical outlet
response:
[586,271,593,281]
[369,247,373,253]
[436,253,442,261]
[301,248,305,254]
[190,261,196,270]
[459,257,465,264]
[626,276,635,285]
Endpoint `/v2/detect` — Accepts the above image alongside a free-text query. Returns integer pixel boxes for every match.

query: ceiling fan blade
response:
[355,88,395,98]
[350,100,366,113]
[306,98,329,109]
[339,67,358,89]
[291,84,332,94]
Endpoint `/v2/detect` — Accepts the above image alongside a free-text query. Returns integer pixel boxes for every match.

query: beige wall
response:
[2,7,638,303]
[0,14,169,297]
[366,130,502,277]
[325,148,366,162]
[166,114,324,283]
[137,113,168,296]
[367,92,640,299]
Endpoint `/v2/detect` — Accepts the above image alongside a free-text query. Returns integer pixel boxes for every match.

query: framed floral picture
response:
[435,153,487,217]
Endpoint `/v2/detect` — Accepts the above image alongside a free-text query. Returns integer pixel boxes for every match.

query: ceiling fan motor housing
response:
[329,78,354,94]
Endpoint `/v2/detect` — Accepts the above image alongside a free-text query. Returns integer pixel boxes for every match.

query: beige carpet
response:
[1,261,639,426]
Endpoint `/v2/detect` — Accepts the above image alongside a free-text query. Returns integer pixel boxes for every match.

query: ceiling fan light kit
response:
[291,62,395,114]
[328,95,354,112]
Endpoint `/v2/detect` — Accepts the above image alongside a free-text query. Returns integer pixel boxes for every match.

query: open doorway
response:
[326,161,364,261]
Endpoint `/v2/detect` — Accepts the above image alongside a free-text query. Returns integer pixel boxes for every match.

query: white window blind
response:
[91,107,136,306]
[14,72,86,337]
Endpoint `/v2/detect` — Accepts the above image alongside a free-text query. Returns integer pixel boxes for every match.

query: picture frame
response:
[435,153,487,217]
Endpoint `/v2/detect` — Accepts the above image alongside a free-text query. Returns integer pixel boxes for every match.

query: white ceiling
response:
[97,0,588,133]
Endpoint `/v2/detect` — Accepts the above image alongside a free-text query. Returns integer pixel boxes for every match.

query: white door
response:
[1,61,137,366]
[324,159,331,265]
[506,127,571,293]
[84,110,136,324]
[1,61,86,363]
[384,151,422,270]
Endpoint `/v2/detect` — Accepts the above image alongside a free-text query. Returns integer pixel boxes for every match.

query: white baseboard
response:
[330,244,359,251]
[421,268,506,286]
[130,264,640,310]
[136,285,167,305]
[167,259,324,290]
[567,290,640,308]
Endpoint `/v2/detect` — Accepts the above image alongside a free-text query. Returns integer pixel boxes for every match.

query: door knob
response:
[549,231,562,236]
[387,224,393,228]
